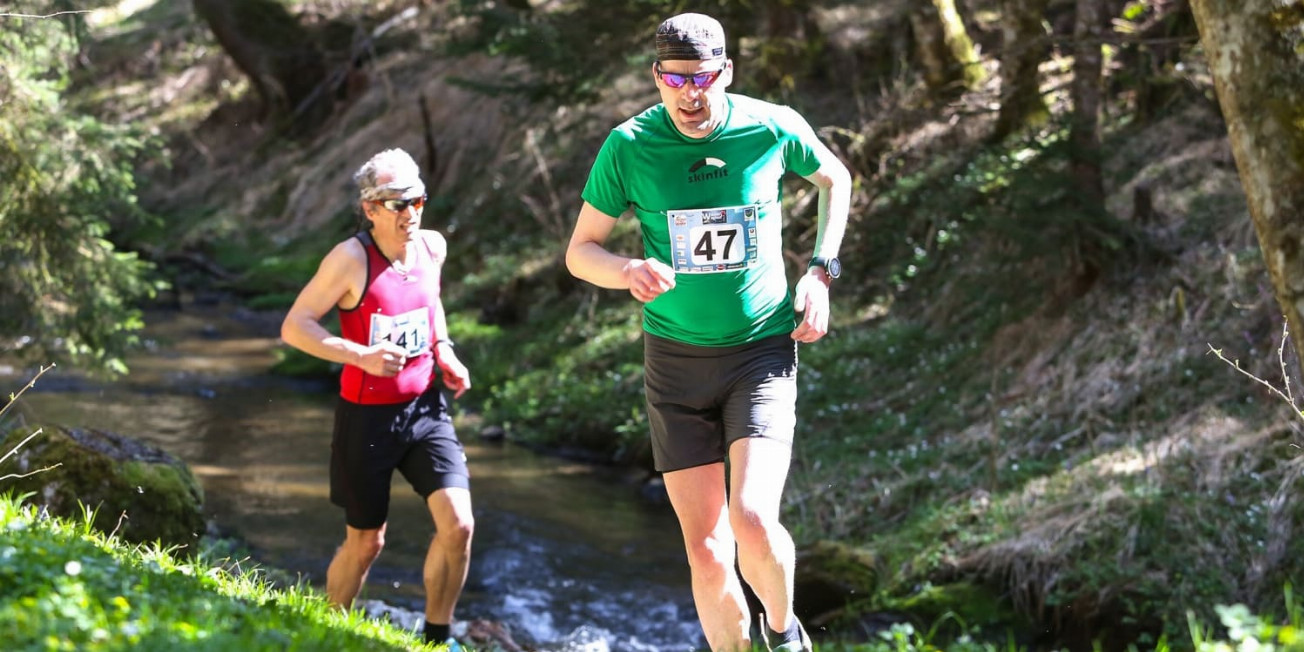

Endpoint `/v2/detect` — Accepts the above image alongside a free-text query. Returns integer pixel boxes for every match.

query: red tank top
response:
[338,231,443,404]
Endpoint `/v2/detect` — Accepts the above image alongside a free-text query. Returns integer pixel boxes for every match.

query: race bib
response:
[368,307,430,355]
[666,205,759,274]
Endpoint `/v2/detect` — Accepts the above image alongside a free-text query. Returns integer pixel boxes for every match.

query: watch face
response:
[826,257,842,279]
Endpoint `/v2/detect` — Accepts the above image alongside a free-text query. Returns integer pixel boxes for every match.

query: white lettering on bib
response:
[369,307,430,355]
[666,204,759,274]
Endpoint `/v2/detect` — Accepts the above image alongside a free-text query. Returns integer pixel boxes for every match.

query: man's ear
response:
[651,60,662,88]
[721,59,735,89]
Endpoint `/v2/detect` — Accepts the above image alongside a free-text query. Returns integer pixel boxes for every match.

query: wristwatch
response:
[808,256,842,279]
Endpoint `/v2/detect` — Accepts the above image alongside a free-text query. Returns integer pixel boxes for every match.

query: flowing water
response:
[2,303,703,651]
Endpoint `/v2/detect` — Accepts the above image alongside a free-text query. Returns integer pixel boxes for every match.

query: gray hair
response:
[353,148,425,202]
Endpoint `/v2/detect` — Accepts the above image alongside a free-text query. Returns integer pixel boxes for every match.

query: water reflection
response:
[3,306,703,651]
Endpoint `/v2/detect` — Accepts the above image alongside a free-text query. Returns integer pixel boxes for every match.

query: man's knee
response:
[685,532,737,574]
[730,505,784,552]
[440,514,474,554]
[346,528,386,562]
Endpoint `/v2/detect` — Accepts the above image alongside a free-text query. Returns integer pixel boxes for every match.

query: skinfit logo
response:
[687,157,728,183]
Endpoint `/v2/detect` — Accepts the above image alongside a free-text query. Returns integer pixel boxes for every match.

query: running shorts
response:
[643,332,798,473]
[330,387,470,529]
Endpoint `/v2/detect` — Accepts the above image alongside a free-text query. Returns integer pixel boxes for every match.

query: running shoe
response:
[760,614,813,652]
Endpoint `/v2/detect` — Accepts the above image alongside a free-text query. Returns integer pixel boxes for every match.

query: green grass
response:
[0,493,443,652]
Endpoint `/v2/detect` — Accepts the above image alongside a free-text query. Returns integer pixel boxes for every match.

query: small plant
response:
[1187,585,1303,651]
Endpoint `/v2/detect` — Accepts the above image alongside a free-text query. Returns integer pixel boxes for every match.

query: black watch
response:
[808,256,841,279]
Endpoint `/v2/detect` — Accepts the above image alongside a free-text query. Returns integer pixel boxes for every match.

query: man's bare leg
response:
[664,462,752,652]
[327,523,387,610]
[422,487,475,625]
[729,437,798,638]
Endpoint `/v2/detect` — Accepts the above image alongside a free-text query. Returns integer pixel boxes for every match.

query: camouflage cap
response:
[655,13,727,61]
[355,148,426,202]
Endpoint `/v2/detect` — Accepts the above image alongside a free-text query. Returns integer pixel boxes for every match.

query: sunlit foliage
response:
[0,7,160,374]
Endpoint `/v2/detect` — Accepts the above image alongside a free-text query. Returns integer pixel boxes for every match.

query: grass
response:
[0,492,442,651]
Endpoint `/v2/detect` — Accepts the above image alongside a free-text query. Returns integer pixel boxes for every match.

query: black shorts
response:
[643,332,798,473]
[330,388,470,530]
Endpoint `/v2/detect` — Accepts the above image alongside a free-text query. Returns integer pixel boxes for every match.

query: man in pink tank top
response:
[280,148,474,649]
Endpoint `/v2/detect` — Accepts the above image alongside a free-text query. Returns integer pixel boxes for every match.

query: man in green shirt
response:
[565,12,850,652]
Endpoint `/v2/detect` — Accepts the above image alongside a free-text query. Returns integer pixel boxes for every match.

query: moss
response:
[890,582,1026,635]
[0,425,205,547]
[795,540,881,620]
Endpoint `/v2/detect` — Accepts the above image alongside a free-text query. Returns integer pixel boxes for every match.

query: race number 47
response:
[689,224,744,266]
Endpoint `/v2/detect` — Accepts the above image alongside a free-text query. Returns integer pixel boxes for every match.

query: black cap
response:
[655,13,726,61]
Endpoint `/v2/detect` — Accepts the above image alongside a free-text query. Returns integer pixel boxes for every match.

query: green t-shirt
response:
[581,93,823,346]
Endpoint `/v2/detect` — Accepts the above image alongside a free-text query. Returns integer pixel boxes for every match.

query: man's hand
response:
[358,341,415,377]
[623,258,677,303]
[436,348,472,399]
[791,268,832,343]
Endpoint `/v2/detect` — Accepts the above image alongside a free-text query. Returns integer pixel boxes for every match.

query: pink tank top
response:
[338,231,442,404]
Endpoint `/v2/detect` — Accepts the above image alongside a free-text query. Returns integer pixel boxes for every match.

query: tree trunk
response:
[192,0,331,130]
[934,0,986,89]
[1190,0,1304,370]
[1070,0,1106,203]
[910,4,954,91]
[910,0,985,92]
[1056,0,1109,296]
[993,0,1050,139]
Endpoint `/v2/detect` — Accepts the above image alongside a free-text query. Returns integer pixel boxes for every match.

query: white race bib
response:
[368,307,430,355]
[666,205,759,274]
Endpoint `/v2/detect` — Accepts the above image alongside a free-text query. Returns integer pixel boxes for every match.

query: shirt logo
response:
[687,157,728,183]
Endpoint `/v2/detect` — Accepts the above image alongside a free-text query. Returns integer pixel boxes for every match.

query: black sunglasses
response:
[375,196,427,213]
[655,62,725,89]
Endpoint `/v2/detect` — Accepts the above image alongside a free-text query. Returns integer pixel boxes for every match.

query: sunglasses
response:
[655,62,725,89]
[375,196,426,213]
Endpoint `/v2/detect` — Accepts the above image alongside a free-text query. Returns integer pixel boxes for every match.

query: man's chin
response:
[675,116,713,136]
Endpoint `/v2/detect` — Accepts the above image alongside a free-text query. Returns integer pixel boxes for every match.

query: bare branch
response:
[1207,341,1304,423]
[0,363,55,423]
[108,511,129,540]
[1277,323,1295,405]
[0,11,91,19]
[0,427,44,466]
[0,462,61,482]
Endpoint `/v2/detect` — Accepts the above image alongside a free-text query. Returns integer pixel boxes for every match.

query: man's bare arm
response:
[565,201,676,303]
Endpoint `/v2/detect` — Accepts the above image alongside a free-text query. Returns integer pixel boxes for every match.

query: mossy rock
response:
[795,539,881,620]
[890,581,1027,636]
[0,425,205,548]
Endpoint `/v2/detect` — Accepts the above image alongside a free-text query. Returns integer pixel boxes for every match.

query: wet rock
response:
[358,600,526,651]
[550,625,612,652]
[0,425,205,548]
[479,424,507,443]
[639,475,669,505]
[794,539,880,622]
[358,599,424,635]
